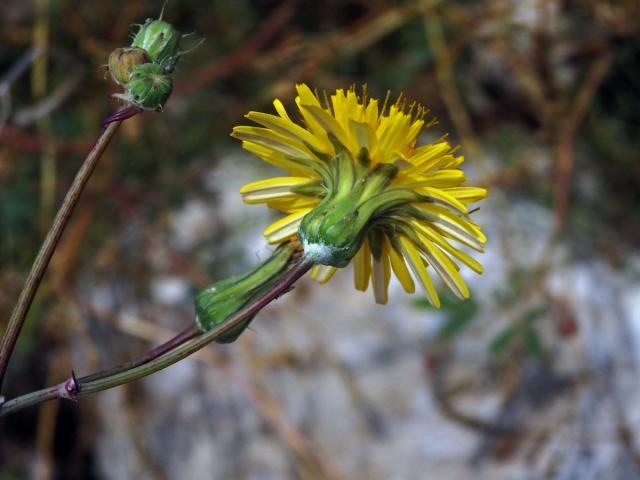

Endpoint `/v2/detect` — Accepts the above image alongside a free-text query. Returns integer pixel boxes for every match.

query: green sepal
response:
[194,242,300,343]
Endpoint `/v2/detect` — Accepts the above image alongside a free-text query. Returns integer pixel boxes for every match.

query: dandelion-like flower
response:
[231,84,487,307]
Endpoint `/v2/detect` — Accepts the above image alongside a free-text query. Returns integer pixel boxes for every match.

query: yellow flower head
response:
[231,84,487,307]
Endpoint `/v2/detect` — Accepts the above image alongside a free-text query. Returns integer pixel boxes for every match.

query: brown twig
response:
[552,49,613,227]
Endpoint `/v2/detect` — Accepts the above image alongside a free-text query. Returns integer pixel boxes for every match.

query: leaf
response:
[437,295,479,340]
[414,290,479,340]
[521,305,547,325]
[524,328,545,360]
[489,324,520,356]
[437,314,474,340]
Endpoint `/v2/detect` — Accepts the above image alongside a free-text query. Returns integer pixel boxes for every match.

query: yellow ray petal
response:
[417,205,485,252]
[376,113,411,161]
[298,104,354,153]
[295,83,322,107]
[407,142,451,169]
[410,170,467,187]
[364,98,379,127]
[404,119,424,152]
[241,141,313,177]
[371,238,391,304]
[348,119,377,153]
[399,236,440,308]
[232,126,320,164]
[311,264,338,284]
[412,221,483,274]
[246,111,328,154]
[415,186,468,214]
[266,196,319,212]
[240,177,312,203]
[353,237,371,291]
[439,155,464,169]
[388,241,415,293]
[273,98,291,121]
[263,209,311,244]
[416,235,469,300]
[441,186,488,203]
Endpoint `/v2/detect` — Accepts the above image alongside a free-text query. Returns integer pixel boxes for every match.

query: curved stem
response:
[0,385,65,417]
[0,115,131,391]
[0,259,312,417]
[79,325,200,383]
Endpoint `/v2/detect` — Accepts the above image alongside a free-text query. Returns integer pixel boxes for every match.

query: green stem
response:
[79,325,200,383]
[0,258,312,417]
[0,117,128,392]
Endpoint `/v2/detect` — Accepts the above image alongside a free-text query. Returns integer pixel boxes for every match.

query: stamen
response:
[381,90,391,116]
[408,100,417,117]
[322,89,332,114]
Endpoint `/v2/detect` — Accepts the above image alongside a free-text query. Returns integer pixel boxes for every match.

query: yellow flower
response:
[231,84,487,307]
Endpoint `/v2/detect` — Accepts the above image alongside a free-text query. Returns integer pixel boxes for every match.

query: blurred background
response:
[1,0,640,478]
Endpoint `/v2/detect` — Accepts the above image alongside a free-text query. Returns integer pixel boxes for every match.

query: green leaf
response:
[524,328,545,360]
[437,313,474,340]
[522,305,547,325]
[489,324,519,356]
[413,289,479,341]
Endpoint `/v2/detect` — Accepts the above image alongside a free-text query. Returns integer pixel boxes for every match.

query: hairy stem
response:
[0,115,131,391]
[0,259,312,417]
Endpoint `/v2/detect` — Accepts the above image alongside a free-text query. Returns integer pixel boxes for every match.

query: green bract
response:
[195,242,301,343]
[132,19,180,70]
[120,63,172,111]
[299,150,411,268]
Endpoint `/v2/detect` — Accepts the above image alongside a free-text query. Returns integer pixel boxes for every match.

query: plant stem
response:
[0,117,128,392]
[0,259,312,417]
[0,385,66,417]
[79,325,200,383]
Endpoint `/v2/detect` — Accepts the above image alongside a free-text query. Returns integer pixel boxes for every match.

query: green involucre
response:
[299,151,402,267]
[124,63,173,111]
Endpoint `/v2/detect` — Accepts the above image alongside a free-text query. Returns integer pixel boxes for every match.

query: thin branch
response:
[553,49,613,226]
[0,113,132,391]
[0,259,312,417]
[79,325,200,383]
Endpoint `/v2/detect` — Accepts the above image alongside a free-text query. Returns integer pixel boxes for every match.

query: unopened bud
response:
[132,19,180,68]
[108,47,150,86]
[122,63,173,111]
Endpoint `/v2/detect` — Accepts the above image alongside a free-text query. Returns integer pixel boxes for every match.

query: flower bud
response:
[123,63,173,111]
[107,47,150,86]
[131,19,180,68]
[195,242,302,343]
